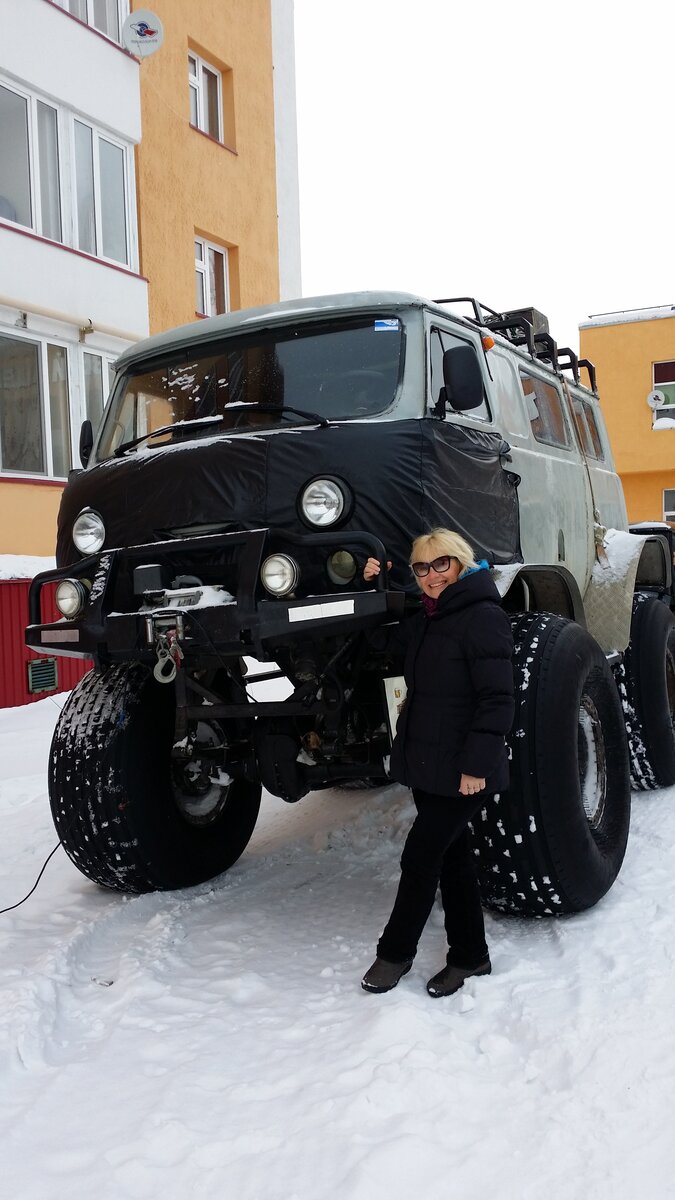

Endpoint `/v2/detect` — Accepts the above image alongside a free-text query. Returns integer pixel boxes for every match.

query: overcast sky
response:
[293,0,674,352]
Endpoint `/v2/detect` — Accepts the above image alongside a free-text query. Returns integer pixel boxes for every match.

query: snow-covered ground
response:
[2,695,675,1200]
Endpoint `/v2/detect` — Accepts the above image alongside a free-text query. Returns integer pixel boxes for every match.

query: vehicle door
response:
[486,350,595,590]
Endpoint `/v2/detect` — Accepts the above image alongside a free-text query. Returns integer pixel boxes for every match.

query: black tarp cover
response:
[57,420,521,587]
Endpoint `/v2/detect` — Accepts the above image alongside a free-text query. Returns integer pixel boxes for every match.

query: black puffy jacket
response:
[388,568,515,797]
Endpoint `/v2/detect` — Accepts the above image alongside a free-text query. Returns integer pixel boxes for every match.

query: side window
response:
[489,351,529,437]
[520,370,571,449]
[430,327,491,421]
[581,398,605,460]
[569,395,595,457]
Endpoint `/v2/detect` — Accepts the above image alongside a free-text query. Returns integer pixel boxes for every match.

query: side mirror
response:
[442,345,484,412]
[79,419,93,467]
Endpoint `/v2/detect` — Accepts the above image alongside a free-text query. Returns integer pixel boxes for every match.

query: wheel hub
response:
[578,695,607,828]
[171,721,231,826]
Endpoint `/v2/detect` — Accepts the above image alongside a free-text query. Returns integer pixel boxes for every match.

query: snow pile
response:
[0,554,56,580]
[1,697,675,1199]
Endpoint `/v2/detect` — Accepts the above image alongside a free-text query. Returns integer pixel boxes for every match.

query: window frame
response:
[0,326,116,481]
[188,52,223,142]
[80,349,116,433]
[652,361,675,410]
[194,236,230,317]
[53,0,130,44]
[71,117,132,266]
[664,489,675,523]
[0,74,137,270]
[428,324,492,423]
[519,368,573,450]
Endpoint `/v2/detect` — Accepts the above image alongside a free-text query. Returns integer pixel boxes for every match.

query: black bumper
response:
[26,526,405,664]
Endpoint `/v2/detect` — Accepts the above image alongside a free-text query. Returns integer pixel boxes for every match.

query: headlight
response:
[300,478,345,527]
[327,550,357,586]
[72,508,105,555]
[55,578,88,618]
[261,554,299,596]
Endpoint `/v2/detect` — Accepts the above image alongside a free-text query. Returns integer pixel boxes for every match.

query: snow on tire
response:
[618,594,675,790]
[471,612,631,917]
[49,662,261,894]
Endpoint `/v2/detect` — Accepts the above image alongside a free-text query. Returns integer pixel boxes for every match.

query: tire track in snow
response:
[5,893,190,1071]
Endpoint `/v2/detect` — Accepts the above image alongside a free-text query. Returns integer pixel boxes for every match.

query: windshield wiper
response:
[113,415,225,457]
[113,404,331,457]
[226,404,332,428]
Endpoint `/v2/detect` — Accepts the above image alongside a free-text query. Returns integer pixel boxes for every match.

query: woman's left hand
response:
[459,774,486,796]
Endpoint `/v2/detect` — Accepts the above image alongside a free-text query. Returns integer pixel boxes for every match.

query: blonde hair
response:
[410,528,477,585]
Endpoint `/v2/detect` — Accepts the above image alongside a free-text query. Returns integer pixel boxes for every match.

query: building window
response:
[0,85,32,227]
[520,371,571,449]
[0,77,135,268]
[653,362,675,409]
[74,120,129,263]
[195,238,229,316]
[189,53,222,141]
[83,352,110,427]
[664,490,675,523]
[0,331,115,480]
[54,0,129,43]
[0,334,74,476]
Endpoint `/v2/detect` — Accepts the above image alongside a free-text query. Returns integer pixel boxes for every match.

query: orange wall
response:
[133,0,281,334]
[0,481,62,555]
[580,318,675,524]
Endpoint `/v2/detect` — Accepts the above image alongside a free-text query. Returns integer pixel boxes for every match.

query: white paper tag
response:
[288,599,355,623]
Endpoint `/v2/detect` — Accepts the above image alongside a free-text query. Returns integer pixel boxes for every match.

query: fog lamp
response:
[55,578,88,618]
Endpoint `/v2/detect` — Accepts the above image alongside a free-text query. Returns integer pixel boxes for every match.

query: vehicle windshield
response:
[95,315,405,460]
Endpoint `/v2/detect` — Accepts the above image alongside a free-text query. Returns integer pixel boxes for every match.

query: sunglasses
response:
[411,555,455,578]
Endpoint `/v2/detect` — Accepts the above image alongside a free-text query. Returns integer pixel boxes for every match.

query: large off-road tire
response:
[471,613,631,917]
[619,594,675,790]
[49,663,261,894]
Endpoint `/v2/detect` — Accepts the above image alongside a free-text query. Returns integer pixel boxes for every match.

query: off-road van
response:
[26,292,675,914]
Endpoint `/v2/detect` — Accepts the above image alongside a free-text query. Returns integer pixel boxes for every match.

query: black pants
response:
[377,788,490,967]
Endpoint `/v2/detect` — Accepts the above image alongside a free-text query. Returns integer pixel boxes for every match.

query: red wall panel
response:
[0,579,92,708]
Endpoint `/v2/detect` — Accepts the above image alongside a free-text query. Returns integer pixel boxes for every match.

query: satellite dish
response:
[647,389,666,410]
[121,10,164,58]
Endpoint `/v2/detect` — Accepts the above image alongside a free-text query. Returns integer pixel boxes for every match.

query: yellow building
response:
[580,307,675,527]
[0,0,299,554]
[134,0,299,334]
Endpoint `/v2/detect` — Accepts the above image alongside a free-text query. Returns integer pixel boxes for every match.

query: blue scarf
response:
[421,559,489,618]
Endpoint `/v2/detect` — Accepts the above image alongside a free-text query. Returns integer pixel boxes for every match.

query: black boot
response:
[426,958,491,998]
[361,957,413,994]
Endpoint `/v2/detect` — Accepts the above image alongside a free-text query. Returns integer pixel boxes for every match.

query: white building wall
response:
[0,223,149,340]
[271,0,302,301]
[0,0,147,485]
[1,0,140,140]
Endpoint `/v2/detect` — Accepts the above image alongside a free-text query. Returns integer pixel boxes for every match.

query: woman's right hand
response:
[363,557,392,581]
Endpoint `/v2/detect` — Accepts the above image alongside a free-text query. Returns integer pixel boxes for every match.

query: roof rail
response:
[433,297,501,324]
[483,315,536,357]
[558,347,580,384]
[533,331,559,371]
[578,358,597,394]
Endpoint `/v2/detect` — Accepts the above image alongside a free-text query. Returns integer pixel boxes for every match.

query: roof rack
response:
[433,297,501,324]
[557,347,580,384]
[578,358,597,394]
[484,314,536,357]
[434,296,598,393]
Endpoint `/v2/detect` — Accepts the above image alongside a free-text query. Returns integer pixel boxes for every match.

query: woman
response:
[361,528,514,998]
